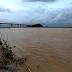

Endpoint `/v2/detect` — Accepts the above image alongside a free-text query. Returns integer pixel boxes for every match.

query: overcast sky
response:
[0,0,72,26]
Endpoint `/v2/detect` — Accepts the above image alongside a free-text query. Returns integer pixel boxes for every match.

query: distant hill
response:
[27,24,43,27]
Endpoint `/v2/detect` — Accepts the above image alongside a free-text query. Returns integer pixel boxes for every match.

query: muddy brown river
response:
[0,28,72,72]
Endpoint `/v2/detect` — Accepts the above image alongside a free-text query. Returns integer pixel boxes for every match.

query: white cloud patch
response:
[48,13,65,23]
[53,13,65,21]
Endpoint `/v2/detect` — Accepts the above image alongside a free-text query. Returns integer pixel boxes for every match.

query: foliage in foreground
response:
[0,33,27,72]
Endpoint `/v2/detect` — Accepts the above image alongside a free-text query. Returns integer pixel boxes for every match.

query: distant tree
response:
[45,26,48,27]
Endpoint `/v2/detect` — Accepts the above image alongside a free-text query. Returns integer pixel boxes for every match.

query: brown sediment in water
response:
[0,28,72,72]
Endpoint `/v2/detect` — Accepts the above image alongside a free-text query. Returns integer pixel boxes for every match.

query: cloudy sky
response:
[0,0,72,26]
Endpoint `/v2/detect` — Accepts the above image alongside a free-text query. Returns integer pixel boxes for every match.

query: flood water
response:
[0,28,72,72]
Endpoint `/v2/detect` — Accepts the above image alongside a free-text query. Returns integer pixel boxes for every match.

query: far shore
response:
[0,27,72,28]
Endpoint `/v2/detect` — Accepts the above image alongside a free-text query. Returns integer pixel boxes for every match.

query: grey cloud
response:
[38,7,72,24]
[22,0,56,2]
[0,6,11,13]
[0,19,9,23]
[14,7,72,24]
[6,7,72,24]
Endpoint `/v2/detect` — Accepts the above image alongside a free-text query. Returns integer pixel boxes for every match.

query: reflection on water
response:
[0,28,72,72]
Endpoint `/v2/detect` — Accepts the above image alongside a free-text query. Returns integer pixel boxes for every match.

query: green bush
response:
[0,33,27,72]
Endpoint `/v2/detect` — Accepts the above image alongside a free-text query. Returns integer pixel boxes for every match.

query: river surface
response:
[0,28,72,72]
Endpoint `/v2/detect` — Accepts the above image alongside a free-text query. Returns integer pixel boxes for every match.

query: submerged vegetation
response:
[0,32,28,72]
